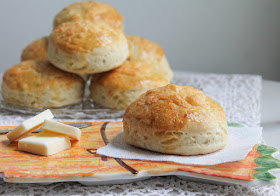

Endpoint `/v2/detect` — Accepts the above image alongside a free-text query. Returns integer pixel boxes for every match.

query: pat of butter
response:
[42,120,81,140]
[18,131,71,156]
[7,109,54,142]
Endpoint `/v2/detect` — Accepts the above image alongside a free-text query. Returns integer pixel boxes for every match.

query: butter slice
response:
[7,109,54,142]
[18,131,71,156]
[42,120,81,140]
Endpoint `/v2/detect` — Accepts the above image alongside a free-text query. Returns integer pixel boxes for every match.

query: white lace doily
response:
[1,71,279,196]
[1,176,279,196]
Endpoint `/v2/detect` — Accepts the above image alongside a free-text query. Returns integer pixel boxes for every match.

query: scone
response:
[126,36,173,82]
[53,1,124,31]
[21,37,48,61]
[48,20,129,74]
[90,61,169,110]
[20,36,89,81]
[123,84,228,155]
[1,60,85,108]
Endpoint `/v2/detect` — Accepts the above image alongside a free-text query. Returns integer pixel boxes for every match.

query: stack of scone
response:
[1,1,173,109]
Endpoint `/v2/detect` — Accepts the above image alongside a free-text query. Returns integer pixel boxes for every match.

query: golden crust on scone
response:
[50,20,123,53]
[21,37,48,61]
[127,35,165,62]
[92,61,168,91]
[126,36,173,81]
[2,60,85,108]
[90,61,169,109]
[53,1,124,31]
[123,84,228,155]
[48,20,128,74]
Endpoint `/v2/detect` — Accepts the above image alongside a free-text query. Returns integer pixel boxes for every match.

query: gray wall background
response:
[0,0,279,80]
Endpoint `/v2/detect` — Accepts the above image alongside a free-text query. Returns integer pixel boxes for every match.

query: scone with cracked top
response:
[90,61,169,110]
[1,60,85,108]
[123,84,228,155]
[48,20,128,74]
[53,1,124,31]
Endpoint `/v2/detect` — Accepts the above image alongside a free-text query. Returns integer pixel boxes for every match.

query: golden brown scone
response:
[21,37,48,61]
[48,20,128,74]
[123,84,228,155]
[126,36,173,82]
[90,61,169,110]
[53,1,124,31]
[1,60,85,108]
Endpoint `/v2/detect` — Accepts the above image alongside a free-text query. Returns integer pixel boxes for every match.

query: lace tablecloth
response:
[1,71,279,196]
